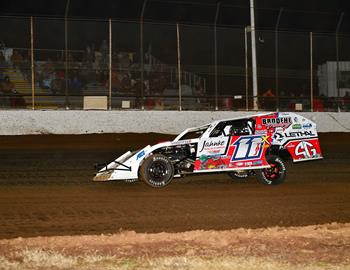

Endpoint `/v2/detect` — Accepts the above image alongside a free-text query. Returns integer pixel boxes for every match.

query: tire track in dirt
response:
[0,133,349,239]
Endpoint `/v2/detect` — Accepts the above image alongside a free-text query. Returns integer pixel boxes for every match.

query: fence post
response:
[275,8,283,112]
[108,18,112,110]
[140,0,147,110]
[214,2,221,111]
[244,26,248,111]
[335,12,344,112]
[249,0,258,110]
[310,32,313,112]
[30,16,35,110]
[64,0,70,109]
[176,23,182,111]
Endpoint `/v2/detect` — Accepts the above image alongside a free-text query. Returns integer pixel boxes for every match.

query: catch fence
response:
[1,15,350,112]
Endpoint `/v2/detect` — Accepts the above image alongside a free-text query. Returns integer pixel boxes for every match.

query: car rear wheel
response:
[139,154,174,188]
[256,155,286,185]
[227,171,249,182]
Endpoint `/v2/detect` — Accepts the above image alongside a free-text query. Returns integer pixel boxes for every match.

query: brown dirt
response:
[0,223,349,269]
[0,133,349,240]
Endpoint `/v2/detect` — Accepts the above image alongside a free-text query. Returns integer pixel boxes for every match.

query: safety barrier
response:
[0,110,349,135]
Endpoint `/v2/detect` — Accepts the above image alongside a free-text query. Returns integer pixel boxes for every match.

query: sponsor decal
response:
[302,123,312,129]
[255,130,266,135]
[200,140,226,151]
[253,160,263,165]
[198,155,226,170]
[295,141,317,158]
[231,135,265,161]
[273,130,315,142]
[136,150,145,160]
[171,139,192,145]
[231,160,263,167]
[268,127,276,133]
[198,137,229,156]
[292,124,302,129]
[285,138,322,161]
[261,135,270,144]
[262,117,292,127]
[284,131,315,138]
[273,132,284,142]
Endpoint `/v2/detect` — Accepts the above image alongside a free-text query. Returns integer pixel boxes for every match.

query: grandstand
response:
[0,0,350,111]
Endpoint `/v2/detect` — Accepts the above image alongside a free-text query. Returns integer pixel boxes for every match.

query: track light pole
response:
[249,0,258,110]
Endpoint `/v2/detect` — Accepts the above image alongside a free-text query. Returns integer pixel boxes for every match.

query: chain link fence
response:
[0,15,350,112]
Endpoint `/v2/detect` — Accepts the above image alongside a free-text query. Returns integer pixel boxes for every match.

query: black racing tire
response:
[227,171,249,182]
[256,155,287,185]
[139,154,174,188]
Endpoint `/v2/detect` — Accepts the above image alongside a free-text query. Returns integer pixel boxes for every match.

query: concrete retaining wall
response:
[0,110,349,135]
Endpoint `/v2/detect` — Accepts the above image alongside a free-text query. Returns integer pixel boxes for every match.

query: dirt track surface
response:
[0,133,349,239]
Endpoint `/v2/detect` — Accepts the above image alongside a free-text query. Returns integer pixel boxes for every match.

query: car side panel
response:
[193,135,270,171]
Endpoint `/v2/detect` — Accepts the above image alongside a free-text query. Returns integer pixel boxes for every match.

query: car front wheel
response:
[139,154,174,188]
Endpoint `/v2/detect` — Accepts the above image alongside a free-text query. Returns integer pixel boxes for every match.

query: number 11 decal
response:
[231,136,264,161]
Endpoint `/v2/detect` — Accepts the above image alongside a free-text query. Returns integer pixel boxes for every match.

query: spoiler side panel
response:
[254,112,323,162]
[284,138,323,162]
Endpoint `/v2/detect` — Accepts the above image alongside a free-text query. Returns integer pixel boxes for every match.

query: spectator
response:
[313,96,324,112]
[85,45,94,65]
[0,76,15,107]
[70,76,82,93]
[10,50,23,69]
[42,58,54,76]
[263,89,274,97]
[94,51,102,71]
[343,91,350,111]
[0,52,6,81]
[50,75,64,94]
[56,52,64,65]
[1,76,15,93]
[68,53,75,63]
[1,44,13,65]
[262,89,275,111]
[110,70,120,92]
[100,40,108,68]
[9,89,26,108]
[19,52,30,81]
[154,98,164,110]
[194,80,205,104]
[0,51,5,62]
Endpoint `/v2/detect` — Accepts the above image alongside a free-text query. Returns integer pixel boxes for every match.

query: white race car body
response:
[94,112,323,184]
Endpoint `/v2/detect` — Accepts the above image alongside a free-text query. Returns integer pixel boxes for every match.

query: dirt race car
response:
[94,112,323,187]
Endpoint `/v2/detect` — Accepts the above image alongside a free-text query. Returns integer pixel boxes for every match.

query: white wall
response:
[0,110,349,135]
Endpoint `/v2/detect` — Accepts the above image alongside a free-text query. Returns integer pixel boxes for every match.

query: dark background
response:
[1,0,350,32]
